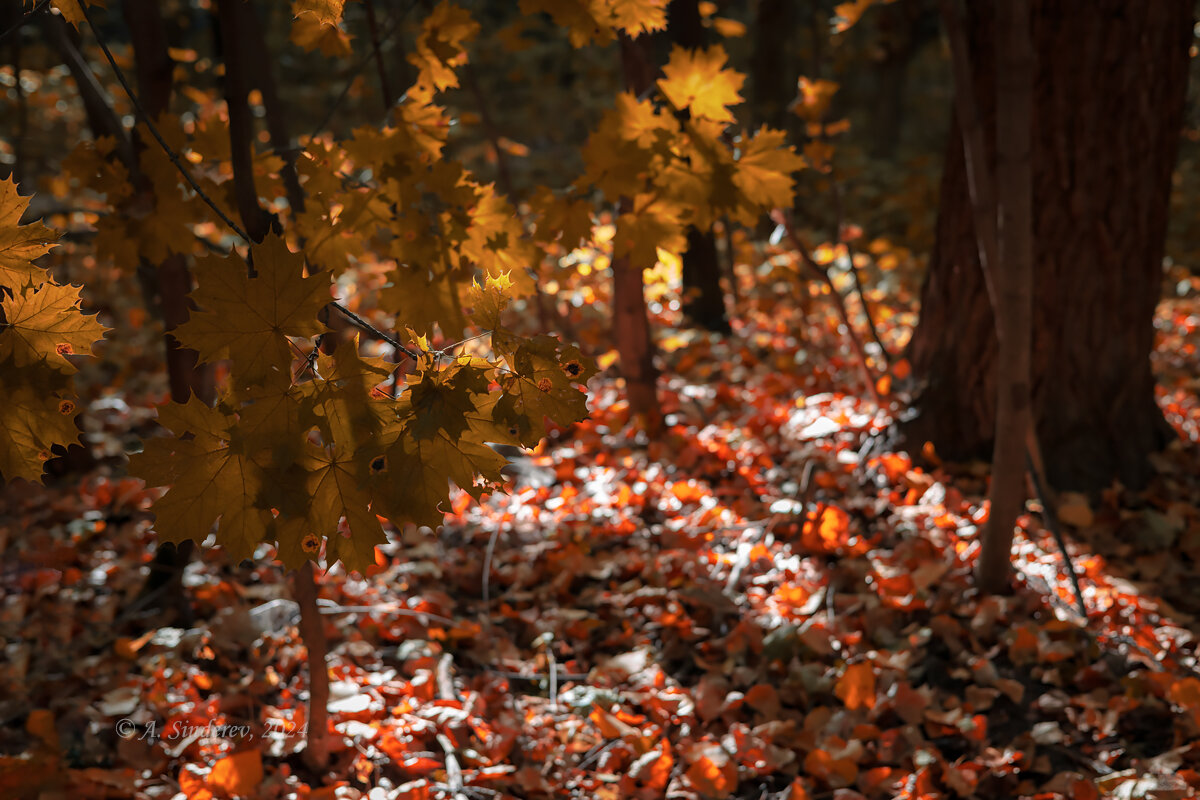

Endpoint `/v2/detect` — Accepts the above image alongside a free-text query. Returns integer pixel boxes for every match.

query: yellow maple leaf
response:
[290,12,353,57]
[615,196,687,266]
[130,400,270,561]
[0,178,57,289]
[0,374,80,483]
[409,1,480,92]
[794,77,839,123]
[607,0,669,37]
[48,0,105,29]
[467,272,514,331]
[657,44,744,123]
[174,234,330,386]
[615,91,672,147]
[731,127,806,214]
[519,0,611,47]
[0,283,108,372]
[301,443,387,574]
[527,186,593,250]
[291,0,344,27]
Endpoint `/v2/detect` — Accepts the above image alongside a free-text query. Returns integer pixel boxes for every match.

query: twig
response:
[331,302,419,358]
[362,0,396,109]
[433,738,468,800]
[830,180,891,365]
[772,209,883,406]
[316,600,457,626]
[436,652,462,702]
[0,0,50,46]
[1025,451,1087,619]
[482,525,500,610]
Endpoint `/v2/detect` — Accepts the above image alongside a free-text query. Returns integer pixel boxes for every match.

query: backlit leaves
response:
[292,0,345,27]
[657,45,744,124]
[174,234,329,386]
[0,283,108,371]
[409,2,480,92]
[519,0,668,46]
[0,377,80,482]
[0,179,98,483]
[0,178,56,289]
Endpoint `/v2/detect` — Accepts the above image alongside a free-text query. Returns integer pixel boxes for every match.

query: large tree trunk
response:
[903,0,1191,493]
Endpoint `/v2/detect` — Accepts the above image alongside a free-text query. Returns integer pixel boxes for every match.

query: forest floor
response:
[3,261,1200,800]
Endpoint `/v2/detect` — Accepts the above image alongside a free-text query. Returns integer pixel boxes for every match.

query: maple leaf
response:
[290,12,354,57]
[794,77,839,122]
[0,369,79,483]
[0,283,108,372]
[520,0,612,47]
[174,234,329,386]
[520,0,666,45]
[467,272,514,331]
[300,443,388,574]
[409,2,480,92]
[380,263,466,338]
[292,0,344,27]
[607,0,669,37]
[730,127,806,219]
[615,196,688,266]
[392,85,452,159]
[580,105,656,199]
[129,400,270,561]
[835,661,877,710]
[527,186,593,250]
[615,91,673,148]
[0,177,57,289]
[497,335,595,445]
[47,0,104,30]
[657,45,745,124]
[303,340,396,448]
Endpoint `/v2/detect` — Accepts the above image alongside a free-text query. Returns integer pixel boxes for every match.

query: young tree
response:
[903,0,1192,494]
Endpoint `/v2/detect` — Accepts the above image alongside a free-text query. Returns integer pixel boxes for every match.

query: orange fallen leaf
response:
[207,750,262,797]
[835,662,876,710]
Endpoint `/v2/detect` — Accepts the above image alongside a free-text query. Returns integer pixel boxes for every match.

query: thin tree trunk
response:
[750,0,795,132]
[215,3,330,765]
[123,0,216,407]
[214,0,272,243]
[363,0,396,110]
[240,0,305,217]
[668,0,730,334]
[291,562,331,770]
[975,0,1033,594]
[614,34,662,431]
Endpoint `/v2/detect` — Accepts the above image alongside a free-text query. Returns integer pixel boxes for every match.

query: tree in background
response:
[903,0,1193,493]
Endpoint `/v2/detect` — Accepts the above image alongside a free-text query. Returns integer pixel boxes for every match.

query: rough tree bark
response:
[903,0,1192,494]
[667,0,730,334]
